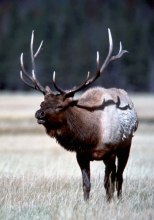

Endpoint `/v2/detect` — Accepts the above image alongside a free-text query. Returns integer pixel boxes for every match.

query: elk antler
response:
[53,28,128,98]
[20,31,48,95]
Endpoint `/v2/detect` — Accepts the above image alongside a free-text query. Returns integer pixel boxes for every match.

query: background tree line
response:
[0,0,154,92]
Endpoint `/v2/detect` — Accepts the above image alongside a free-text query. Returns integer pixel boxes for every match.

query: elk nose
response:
[35,110,45,119]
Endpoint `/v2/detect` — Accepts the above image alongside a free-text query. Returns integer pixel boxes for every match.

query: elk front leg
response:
[76,152,91,201]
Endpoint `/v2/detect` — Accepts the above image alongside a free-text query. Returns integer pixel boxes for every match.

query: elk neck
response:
[46,103,101,152]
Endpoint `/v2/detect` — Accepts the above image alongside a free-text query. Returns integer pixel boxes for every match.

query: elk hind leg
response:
[76,153,91,201]
[103,153,116,201]
[116,142,131,199]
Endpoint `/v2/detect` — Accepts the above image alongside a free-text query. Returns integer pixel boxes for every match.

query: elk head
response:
[20,29,128,128]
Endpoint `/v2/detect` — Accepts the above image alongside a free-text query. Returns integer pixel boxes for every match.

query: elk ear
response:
[45,86,52,94]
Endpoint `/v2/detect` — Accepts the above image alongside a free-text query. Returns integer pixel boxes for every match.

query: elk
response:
[20,29,138,201]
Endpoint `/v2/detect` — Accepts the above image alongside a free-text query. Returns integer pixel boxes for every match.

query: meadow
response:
[0,92,154,220]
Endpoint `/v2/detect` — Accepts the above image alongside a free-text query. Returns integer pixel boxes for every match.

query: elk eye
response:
[56,104,63,111]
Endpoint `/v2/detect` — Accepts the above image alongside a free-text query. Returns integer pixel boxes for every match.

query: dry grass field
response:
[0,92,154,220]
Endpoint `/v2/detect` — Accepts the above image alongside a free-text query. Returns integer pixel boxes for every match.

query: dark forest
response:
[0,0,154,92]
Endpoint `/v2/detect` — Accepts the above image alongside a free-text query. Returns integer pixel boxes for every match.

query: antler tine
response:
[85,51,100,86]
[30,30,47,94]
[34,40,43,59]
[109,41,128,62]
[53,71,66,94]
[96,51,99,71]
[100,28,114,73]
[20,70,36,89]
[20,53,34,83]
[20,53,40,90]
[30,30,35,69]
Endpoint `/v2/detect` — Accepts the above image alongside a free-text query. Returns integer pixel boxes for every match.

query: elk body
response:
[20,29,138,201]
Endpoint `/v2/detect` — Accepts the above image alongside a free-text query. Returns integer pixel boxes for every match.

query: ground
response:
[0,92,154,220]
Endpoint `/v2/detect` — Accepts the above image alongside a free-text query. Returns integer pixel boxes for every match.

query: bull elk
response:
[20,29,138,201]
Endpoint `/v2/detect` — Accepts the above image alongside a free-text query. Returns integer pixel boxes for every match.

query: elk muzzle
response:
[35,110,46,124]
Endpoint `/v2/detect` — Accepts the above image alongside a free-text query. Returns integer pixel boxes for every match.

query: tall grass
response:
[0,93,154,219]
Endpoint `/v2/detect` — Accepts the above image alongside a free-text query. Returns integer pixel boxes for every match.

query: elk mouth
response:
[35,111,46,124]
[37,119,46,124]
